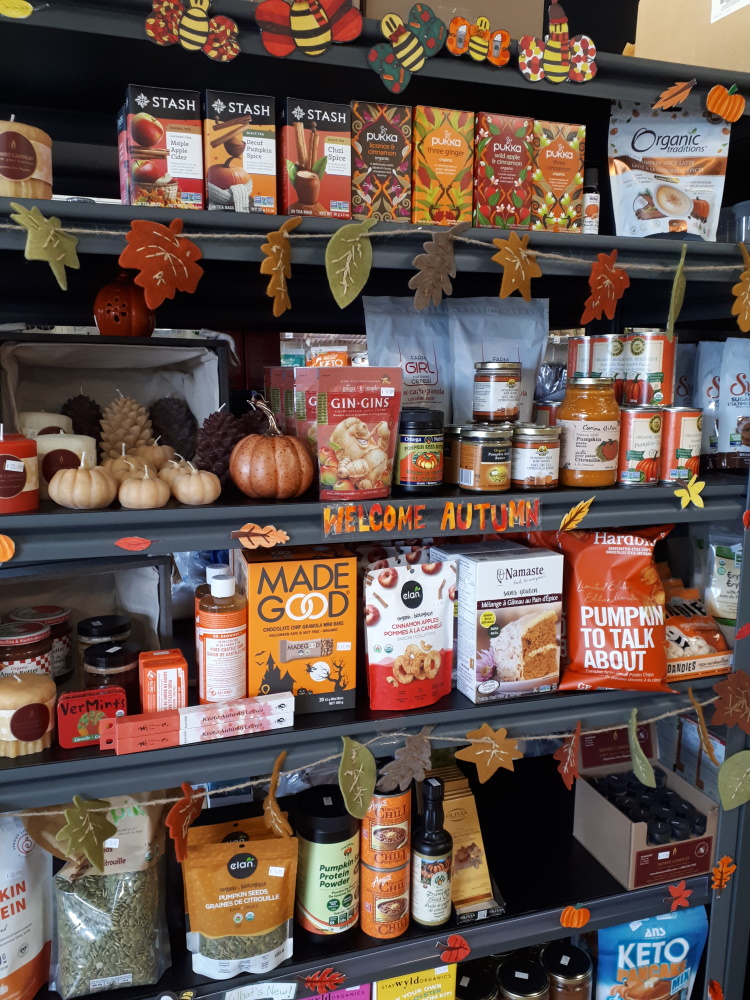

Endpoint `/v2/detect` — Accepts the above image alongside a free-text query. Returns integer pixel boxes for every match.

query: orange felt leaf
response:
[688,687,720,765]
[114,536,156,552]
[231,523,290,549]
[455,723,523,783]
[736,622,750,641]
[492,231,542,301]
[260,217,302,317]
[439,933,471,963]
[652,79,697,110]
[712,855,737,891]
[165,782,205,863]
[667,879,692,910]
[300,969,347,995]
[743,509,750,530]
[731,243,750,333]
[713,672,750,734]
[554,721,582,790]
[581,250,630,325]
[118,217,204,310]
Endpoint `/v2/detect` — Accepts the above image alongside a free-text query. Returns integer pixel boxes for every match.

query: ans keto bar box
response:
[352,101,412,222]
[117,85,203,209]
[412,106,474,225]
[474,113,533,229]
[530,119,585,232]
[280,98,351,218]
[204,90,276,213]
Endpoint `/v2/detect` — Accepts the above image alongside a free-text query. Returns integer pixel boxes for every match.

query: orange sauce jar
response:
[558,377,621,488]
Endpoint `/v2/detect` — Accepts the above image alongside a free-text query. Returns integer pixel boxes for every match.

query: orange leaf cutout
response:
[712,855,737,891]
[652,79,697,110]
[455,723,523,783]
[264,750,292,839]
[743,509,750,530]
[731,243,750,333]
[231,523,290,549]
[408,221,470,311]
[581,250,630,325]
[260,217,302,317]
[708,981,724,1000]
[736,622,750,641]
[300,969,347,995]
[438,933,471,963]
[492,231,542,301]
[667,879,692,910]
[118,217,204,310]
[713,672,750,734]
[0,534,16,563]
[560,497,595,531]
[166,782,205,863]
[554,721,582,790]
[114,536,156,552]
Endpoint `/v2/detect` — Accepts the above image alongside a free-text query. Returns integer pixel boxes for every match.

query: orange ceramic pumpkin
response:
[230,399,314,500]
[559,903,590,928]
[706,84,745,123]
[94,270,156,338]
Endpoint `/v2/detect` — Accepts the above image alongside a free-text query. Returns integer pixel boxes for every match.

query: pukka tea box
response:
[204,90,276,213]
[280,98,351,218]
[117,84,203,209]
[351,101,412,223]
[235,546,357,713]
[530,119,585,232]
[474,113,533,229]
[412,105,474,225]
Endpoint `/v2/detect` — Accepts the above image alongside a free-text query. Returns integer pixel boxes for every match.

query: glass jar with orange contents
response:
[558,377,621,488]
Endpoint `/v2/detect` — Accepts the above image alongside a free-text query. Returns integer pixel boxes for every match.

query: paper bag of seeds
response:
[183,816,297,979]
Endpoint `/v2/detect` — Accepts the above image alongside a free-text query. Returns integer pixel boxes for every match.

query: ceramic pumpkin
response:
[559,904,590,928]
[118,466,170,509]
[48,459,118,510]
[229,400,314,500]
[94,270,156,338]
[706,84,745,123]
[171,464,221,505]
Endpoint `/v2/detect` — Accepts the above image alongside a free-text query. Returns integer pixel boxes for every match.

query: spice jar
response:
[77,615,131,674]
[83,641,140,713]
[0,622,52,677]
[558,377,621,488]
[457,963,498,1000]
[511,424,561,490]
[496,958,549,1000]
[443,426,465,486]
[395,408,444,494]
[8,605,72,683]
[459,425,512,492]
[473,362,522,423]
[541,943,592,1000]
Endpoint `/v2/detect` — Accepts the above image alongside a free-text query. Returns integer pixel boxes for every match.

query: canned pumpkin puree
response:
[361,788,410,869]
[660,406,702,484]
[569,331,677,405]
[360,861,410,939]
[616,406,662,486]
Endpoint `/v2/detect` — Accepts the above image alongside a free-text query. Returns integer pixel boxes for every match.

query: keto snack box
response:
[204,89,276,213]
[117,84,203,209]
[474,113,533,229]
[352,101,412,222]
[280,98,351,218]
[412,106,474,225]
[530,119,585,232]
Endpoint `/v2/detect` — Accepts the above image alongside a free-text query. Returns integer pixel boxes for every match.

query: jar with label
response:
[0,623,52,677]
[558,377,621,488]
[540,943,592,1000]
[456,963,499,1000]
[360,861,410,940]
[473,362,522,422]
[511,424,561,490]
[83,641,140,713]
[294,784,360,935]
[496,958,550,1000]
[77,615,131,675]
[443,426,465,486]
[395,408,444,493]
[8,605,72,683]
[459,425,512,492]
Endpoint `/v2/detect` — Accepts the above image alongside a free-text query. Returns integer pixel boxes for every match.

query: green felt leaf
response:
[286,159,297,187]
[312,155,328,180]
[666,243,687,343]
[325,219,376,310]
[10,202,79,290]
[339,736,376,819]
[718,750,750,811]
[56,794,117,872]
[628,709,656,788]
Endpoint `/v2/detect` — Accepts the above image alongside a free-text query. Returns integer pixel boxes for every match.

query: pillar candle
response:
[35,432,96,499]
[18,411,73,437]
[0,430,39,513]
[0,119,53,200]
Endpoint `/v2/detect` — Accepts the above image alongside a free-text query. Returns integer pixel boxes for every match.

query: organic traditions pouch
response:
[608,102,730,241]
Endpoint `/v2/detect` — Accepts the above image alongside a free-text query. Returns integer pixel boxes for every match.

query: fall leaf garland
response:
[731,242,750,332]
[338,736,377,819]
[553,720,581,790]
[165,782,205,862]
[455,723,523,783]
[10,202,80,290]
[713,672,750,734]
[492,231,542,301]
[580,249,630,324]
[56,794,117,873]
[119,218,203,309]
[260,217,302,317]
[264,751,293,838]
[376,725,434,792]
[325,219,376,309]
[409,221,470,311]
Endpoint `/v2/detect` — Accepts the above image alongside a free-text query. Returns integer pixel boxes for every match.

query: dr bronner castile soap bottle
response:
[411,777,452,927]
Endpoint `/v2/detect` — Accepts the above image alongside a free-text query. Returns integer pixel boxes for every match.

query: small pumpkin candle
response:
[0,117,53,200]
[34,431,96,500]
[0,425,39,513]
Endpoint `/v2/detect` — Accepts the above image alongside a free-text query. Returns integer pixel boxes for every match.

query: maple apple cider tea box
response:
[352,101,412,223]
[118,85,203,209]
[474,113,533,229]
[281,98,351,218]
[530,119,585,232]
[204,90,276,213]
[412,106,474,225]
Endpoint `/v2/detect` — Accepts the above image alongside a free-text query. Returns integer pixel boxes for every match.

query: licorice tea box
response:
[351,101,412,222]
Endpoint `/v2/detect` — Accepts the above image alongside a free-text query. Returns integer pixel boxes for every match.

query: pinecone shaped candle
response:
[100,393,153,460]
[149,396,198,460]
[61,393,103,441]
[194,406,245,486]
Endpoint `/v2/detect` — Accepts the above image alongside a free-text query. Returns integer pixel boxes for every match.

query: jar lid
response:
[536,399,561,406]
[9,604,71,627]
[83,641,140,669]
[625,327,664,334]
[569,377,614,387]
[456,964,497,1000]
[0,622,51,645]
[540,942,592,983]
[512,423,561,439]
[445,425,468,434]
[294,784,359,842]
[474,362,522,372]
[462,426,513,441]
[399,407,445,428]
[620,405,663,413]
[77,615,131,639]
[663,406,702,413]
[496,958,549,999]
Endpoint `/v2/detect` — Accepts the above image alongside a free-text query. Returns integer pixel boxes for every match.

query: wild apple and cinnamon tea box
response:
[412,105,474,225]
[117,84,203,209]
[351,101,412,222]
[474,113,533,229]
[204,89,276,213]
[280,98,351,218]
[530,119,585,232]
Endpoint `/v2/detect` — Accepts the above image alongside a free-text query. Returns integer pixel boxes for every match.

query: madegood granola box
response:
[530,119,585,232]
[474,113,533,229]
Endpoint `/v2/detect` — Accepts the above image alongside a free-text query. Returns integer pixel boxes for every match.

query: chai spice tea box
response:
[474,113,533,229]
[530,119,585,232]
[204,90,276,213]
[280,98,351,218]
[351,101,412,222]
[412,106,474,225]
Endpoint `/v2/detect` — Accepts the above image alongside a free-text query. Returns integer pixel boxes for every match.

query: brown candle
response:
[0,117,52,199]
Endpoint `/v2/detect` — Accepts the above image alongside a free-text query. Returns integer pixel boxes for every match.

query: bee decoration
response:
[145,0,240,61]
[518,1,597,84]
[447,16,510,67]
[368,3,447,94]
[255,0,363,58]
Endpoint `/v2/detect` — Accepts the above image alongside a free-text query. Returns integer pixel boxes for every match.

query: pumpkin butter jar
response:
[511,424,561,490]
[496,957,549,1000]
[540,942,592,1000]
[459,425,512,493]
[77,615,131,674]
[558,377,621,488]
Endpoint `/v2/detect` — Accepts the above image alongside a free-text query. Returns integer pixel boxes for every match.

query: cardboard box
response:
[474,113,533,229]
[657,715,726,803]
[376,967,456,1000]
[530,120,585,232]
[413,106,474,225]
[635,0,750,73]
[363,0,544,40]
[204,90,276,213]
[280,98,351,218]
[574,724,718,889]
[352,102,412,223]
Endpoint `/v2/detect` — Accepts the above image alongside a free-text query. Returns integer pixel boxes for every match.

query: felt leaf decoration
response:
[718,750,750,810]
[743,509,750,530]
[0,535,16,564]
[737,622,750,641]
[300,969,347,995]
[114,536,156,552]
[712,855,737,892]
[553,721,581,790]
[10,202,80,290]
[408,221,470,311]
[708,981,725,1000]
[165,782,205,863]
[438,934,471,963]
[731,243,750,333]
[376,725,435,792]
[492,231,542,301]
[688,687,720,765]
[56,795,117,873]
[118,218,203,310]
[674,475,705,509]
[339,736,377,819]
[713,672,750,734]
[559,497,595,531]
[666,243,687,342]
[260,217,302,317]
[0,0,34,17]
[325,219,376,309]
[667,879,692,911]
[264,751,293,838]
[652,79,697,110]
[628,709,656,788]
[580,250,630,325]
[231,523,290,549]
[455,723,523,783]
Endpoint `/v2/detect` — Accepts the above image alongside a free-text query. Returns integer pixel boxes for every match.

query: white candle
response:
[18,411,73,437]
[35,433,96,499]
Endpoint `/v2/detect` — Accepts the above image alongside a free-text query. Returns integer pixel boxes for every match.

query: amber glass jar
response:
[473,363,522,422]
[541,943,592,1000]
[0,622,52,676]
[558,377,621,488]
[8,605,72,683]
[511,424,561,490]
[83,641,140,713]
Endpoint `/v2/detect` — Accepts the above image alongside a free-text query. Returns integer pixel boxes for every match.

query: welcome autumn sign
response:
[322,497,541,536]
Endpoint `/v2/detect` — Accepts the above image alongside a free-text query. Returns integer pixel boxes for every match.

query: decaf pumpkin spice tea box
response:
[204,90,276,213]
[352,101,412,223]
[474,113,533,229]
[412,105,474,225]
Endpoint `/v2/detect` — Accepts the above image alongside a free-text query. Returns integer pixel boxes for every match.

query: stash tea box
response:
[204,90,276,213]
[412,106,474,225]
[118,85,203,209]
[530,119,585,232]
[352,101,412,222]
[474,113,533,229]
[280,98,351,218]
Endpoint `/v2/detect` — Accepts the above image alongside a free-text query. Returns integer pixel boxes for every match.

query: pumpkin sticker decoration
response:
[560,903,590,928]
[368,4,447,94]
[706,83,746,122]
[145,0,240,62]
[255,0,362,57]
[518,2,597,84]
[446,16,510,66]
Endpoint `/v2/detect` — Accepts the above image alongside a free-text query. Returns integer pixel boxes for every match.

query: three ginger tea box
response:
[412,106,474,225]
[474,112,533,229]
[530,119,585,232]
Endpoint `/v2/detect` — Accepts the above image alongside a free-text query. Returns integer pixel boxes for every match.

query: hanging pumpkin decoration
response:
[118,466,171,510]
[171,463,222,505]
[48,457,118,510]
[706,83,746,122]
[229,399,314,500]
[93,270,156,338]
